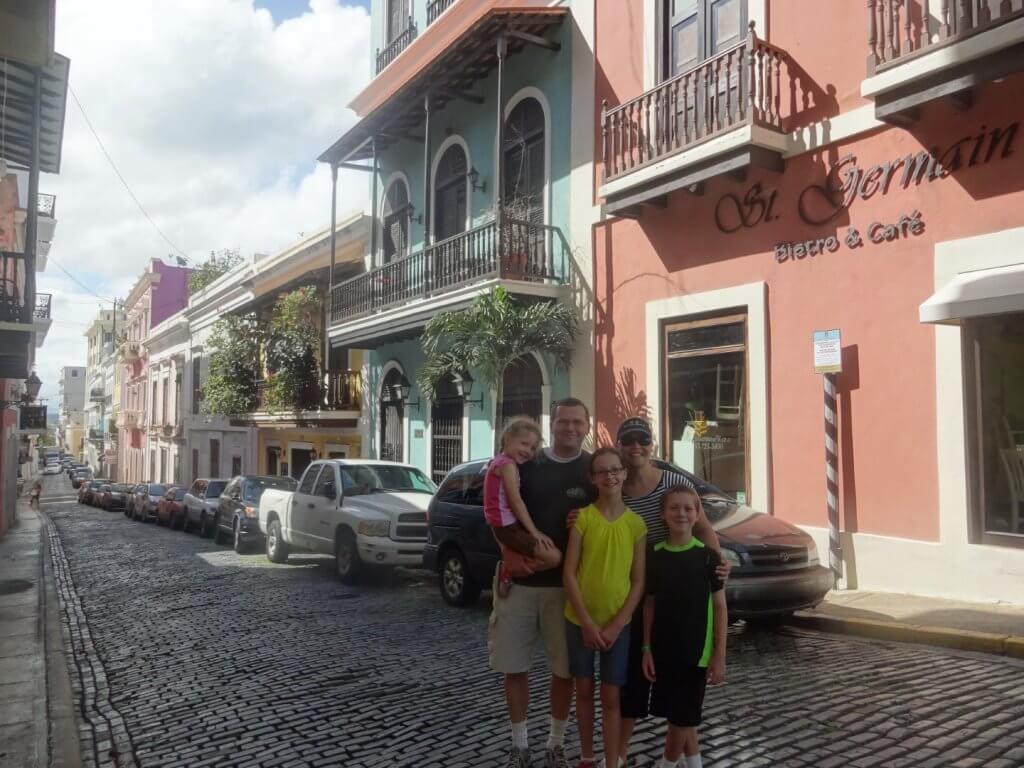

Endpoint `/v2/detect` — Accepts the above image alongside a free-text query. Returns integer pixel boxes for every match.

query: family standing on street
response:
[486,400,730,768]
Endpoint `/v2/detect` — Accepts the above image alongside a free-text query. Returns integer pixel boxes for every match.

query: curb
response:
[788,612,1024,659]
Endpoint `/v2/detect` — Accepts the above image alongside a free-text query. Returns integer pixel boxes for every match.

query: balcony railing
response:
[427,0,457,26]
[0,250,28,324]
[868,0,1024,72]
[330,216,567,325]
[602,26,788,183]
[34,293,51,320]
[376,17,417,74]
[89,387,105,401]
[327,370,362,411]
[121,341,141,361]
[37,193,56,218]
[19,406,47,431]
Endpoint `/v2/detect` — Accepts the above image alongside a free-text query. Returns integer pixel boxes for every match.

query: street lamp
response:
[454,370,484,410]
[24,372,42,401]
[390,374,420,412]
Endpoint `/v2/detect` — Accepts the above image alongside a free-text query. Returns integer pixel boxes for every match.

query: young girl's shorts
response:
[564,619,630,685]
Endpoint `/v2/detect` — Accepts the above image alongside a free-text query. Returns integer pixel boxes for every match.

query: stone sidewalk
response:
[792,589,1024,657]
[0,497,80,768]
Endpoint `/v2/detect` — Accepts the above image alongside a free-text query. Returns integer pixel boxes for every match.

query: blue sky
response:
[256,0,370,21]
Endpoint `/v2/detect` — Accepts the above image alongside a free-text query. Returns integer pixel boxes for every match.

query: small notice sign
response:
[813,329,842,374]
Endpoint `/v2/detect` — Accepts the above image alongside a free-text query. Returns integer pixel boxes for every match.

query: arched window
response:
[504,98,545,224]
[381,178,410,264]
[502,355,544,427]
[434,143,468,242]
[380,368,406,462]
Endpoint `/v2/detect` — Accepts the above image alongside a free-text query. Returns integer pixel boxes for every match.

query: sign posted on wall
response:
[813,329,843,374]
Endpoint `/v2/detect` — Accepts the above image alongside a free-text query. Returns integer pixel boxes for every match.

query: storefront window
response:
[967,313,1024,545]
[663,314,748,502]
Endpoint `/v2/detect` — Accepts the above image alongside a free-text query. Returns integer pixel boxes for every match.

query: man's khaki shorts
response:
[488,571,570,679]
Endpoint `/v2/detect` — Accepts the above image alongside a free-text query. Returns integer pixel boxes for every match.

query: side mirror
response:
[322,481,337,500]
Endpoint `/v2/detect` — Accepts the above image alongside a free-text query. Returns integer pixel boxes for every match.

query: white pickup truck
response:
[258,459,436,583]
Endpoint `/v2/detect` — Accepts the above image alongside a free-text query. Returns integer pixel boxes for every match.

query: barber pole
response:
[824,372,842,583]
[813,329,843,586]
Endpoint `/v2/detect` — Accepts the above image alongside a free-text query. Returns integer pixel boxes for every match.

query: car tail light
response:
[243,505,257,518]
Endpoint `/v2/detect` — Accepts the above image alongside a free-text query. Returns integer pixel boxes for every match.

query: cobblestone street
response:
[41,480,1024,768]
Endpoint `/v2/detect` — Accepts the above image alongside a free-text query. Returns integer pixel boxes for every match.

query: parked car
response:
[100,483,131,511]
[79,480,108,506]
[424,459,834,615]
[182,479,230,536]
[130,483,168,522]
[71,468,92,489]
[257,460,435,583]
[213,475,297,552]
[44,462,61,475]
[157,487,187,528]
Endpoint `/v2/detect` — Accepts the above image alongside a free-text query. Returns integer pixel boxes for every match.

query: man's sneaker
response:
[545,745,569,768]
[508,747,531,767]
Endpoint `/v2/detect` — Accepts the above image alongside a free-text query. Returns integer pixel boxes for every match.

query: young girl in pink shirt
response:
[485,418,562,597]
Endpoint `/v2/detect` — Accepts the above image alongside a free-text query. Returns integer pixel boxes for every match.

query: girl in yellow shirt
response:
[564,447,647,768]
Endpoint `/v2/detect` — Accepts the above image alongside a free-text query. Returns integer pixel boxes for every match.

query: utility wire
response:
[69,87,193,264]
[47,255,118,304]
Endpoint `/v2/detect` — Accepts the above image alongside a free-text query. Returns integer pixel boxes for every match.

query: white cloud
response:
[35,0,372,401]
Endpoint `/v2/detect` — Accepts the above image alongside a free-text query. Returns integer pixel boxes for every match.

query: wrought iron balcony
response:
[330,216,567,326]
[0,250,29,323]
[89,388,105,401]
[34,293,51,320]
[19,405,47,432]
[327,370,362,411]
[868,0,1024,71]
[427,0,457,26]
[602,26,788,185]
[376,17,417,74]
[37,193,56,218]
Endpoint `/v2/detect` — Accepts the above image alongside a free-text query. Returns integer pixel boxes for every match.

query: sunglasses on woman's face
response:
[619,436,652,447]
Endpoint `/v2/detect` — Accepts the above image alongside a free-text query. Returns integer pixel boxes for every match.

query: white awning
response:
[920,263,1024,325]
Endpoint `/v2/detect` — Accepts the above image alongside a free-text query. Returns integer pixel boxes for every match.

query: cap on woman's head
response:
[616,417,652,442]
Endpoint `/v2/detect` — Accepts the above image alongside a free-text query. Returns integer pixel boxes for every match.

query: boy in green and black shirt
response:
[641,485,727,768]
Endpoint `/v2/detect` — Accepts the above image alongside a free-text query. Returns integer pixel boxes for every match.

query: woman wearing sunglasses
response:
[615,417,728,768]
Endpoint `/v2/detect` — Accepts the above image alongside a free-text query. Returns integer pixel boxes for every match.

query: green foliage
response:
[419,286,578,441]
[188,249,242,295]
[263,286,322,413]
[202,313,263,417]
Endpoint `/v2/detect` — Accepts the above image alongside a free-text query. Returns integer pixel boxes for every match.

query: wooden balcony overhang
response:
[0,54,70,173]
[318,5,566,166]
[863,2,1024,125]
[599,25,788,218]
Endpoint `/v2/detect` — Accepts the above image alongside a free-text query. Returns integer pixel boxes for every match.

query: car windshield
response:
[206,481,227,498]
[148,485,167,496]
[114,485,131,493]
[338,465,436,497]
[243,476,297,502]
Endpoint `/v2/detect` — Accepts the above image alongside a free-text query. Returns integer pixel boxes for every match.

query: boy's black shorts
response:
[650,666,708,727]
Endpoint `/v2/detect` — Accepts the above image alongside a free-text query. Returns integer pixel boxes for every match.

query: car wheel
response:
[439,548,481,607]
[334,529,361,585]
[232,519,247,554]
[182,511,192,534]
[199,513,210,538]
[265,519,289,564]
[213,515,227,545]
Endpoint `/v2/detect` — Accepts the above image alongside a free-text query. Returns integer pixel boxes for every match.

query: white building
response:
[57,366,86,457]
[144,314,189,484]
[83,309,123,475]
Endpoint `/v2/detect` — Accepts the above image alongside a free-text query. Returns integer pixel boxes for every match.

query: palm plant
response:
[418,286,578,445]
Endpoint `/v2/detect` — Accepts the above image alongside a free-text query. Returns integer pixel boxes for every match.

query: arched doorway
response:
[379,368,405,463]
[381,177,410,264]
[503,97,546,278]
[430,373,464,485]
[433,142,468,243]
[501,355,544,428]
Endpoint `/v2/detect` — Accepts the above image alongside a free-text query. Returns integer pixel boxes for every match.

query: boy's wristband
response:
[642,644,652,653]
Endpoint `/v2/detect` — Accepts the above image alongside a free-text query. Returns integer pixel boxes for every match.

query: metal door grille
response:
[431,394,463,485]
